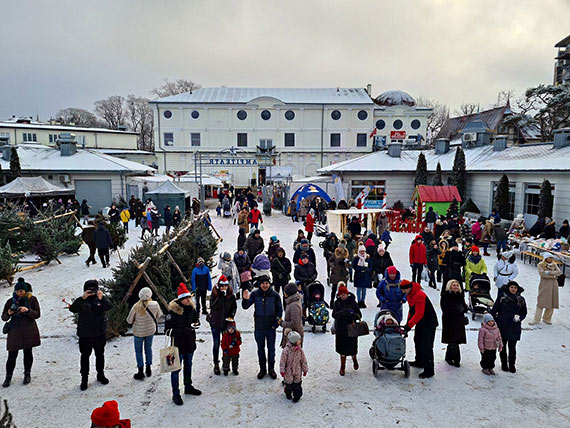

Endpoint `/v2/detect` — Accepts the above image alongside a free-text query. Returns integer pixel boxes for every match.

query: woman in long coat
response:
[529,253,561,325]
[332,284,361,376]
[328,246,349,308]
[279,283,304,348]
[440,279,467,367]
[1,278,41,387]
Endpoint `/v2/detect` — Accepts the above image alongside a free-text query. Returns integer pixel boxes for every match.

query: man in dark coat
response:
[69,280,113,390]
[163,205,173,234]
[242,275,283,380]
[425,206,437,231]
[82,221,98,267]
[270,247,292,295]
[94,222,112,268]
[244,229,265,261]
[166,283,202,405]
[370,244,394,288]
[420,227,435,250]
[292,239,316,265]
[107,204,120,224]
[347,216,362,240]
[401,280,438,379]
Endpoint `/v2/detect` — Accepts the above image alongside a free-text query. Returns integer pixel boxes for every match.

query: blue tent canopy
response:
[290,183,332,211]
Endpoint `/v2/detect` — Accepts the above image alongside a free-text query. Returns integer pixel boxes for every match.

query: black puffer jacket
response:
[94,224,112,249]
[69,295,113,338]
[165,299,199,354]
[271,254,292,287]
[370,251,394,282]
[490,285,527,341]
[294,261,317,285]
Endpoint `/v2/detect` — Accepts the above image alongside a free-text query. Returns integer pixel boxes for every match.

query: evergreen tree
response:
[0,164,5,186]
[447,197,459,217]
[460,198,480,215]
[538,179,554,218]
[451,147,466,200]
[494,174,511,219]
[9,147,21,182]
[432,162,443,186]
[414,152,428,186]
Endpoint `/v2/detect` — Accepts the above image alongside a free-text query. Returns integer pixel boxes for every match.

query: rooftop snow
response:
[318,143,570,174]
[0,122,138,135]
[150,87,374,105]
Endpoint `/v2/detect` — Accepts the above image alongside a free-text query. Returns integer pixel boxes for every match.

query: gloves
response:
[403,324,411,333]
[303,371,307,377]
[513,314,520,322]
[280,372,285,378]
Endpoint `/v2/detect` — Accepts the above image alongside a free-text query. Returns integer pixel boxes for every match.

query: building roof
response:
[0,122,138,135]
[317,143,570,174]
[150,87,374,105]
[437,106,507,140]
[555,34,570,48]
[0,177,74,198]
[374,90,416,107]
[413,185,461,203]
[145,180,189,196]
[0,144,155,174]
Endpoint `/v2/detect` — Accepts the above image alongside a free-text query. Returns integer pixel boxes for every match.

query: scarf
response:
[468,253,482,264]
[357,253,367,267]
[12,292,31,309]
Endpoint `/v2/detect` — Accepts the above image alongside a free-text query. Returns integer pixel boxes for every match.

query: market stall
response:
[327,208,392,238]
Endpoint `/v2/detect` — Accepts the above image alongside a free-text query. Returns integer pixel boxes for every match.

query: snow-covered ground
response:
[1,209,569,427]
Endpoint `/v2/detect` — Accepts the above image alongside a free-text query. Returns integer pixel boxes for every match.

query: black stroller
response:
[469,273,494,320]
[315,224,329,238]
[306,281,329,333]
[369,310,410,378]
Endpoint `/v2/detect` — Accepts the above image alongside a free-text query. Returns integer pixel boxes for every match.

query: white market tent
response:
[0,177,74,198]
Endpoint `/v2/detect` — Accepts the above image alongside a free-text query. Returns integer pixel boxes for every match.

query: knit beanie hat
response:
[218,275,229,286]
[177,282,192,299]
[256,274,271,285]
[225,318,236,330]
[14,278,29,292]
[222,252,232,261]
[83,279,99,292]
[483,313,494,324]
[138,287,152,301]
[196,257,205,266]
[337,283,349,296]
[358,244,366,253]
[399,279,413,290]
[471,245,480,253]
[270,236,278,243]
[387,266,398,277]
[288,330,302,344]
[91,400,120,427]
[284,283,298,297]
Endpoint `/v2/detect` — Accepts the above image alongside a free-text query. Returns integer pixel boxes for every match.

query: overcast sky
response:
[0,0,568,120]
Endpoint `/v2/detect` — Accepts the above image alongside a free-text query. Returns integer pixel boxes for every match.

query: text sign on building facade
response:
[390,131,406,139]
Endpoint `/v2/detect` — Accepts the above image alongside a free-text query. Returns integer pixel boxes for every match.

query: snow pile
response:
[0,211,569,427]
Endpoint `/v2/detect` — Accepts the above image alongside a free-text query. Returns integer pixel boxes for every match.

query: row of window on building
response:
[162,132,376,148]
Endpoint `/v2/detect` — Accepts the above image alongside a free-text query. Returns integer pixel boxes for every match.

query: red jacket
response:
[221,330,242,357]
[248,208,263,224]
[405,282,438,329]
[305,213,315,233]
[409,236,427,264]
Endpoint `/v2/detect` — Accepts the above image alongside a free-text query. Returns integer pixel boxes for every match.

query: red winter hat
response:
[177,282,192,299]
[471,245,480,253]
[387,266,398,276]
[218,275,229,285]
[91,401,120,427]
[399,279,413,290]
[338,285,349,296]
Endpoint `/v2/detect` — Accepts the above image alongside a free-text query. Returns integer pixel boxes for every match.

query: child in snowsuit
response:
[381,227,392,249]
[220,319,241,375]
[280,329,308,403]
[478,313,503,375]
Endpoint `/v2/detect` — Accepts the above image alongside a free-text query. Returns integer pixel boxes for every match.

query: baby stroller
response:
[368,310,410,378]
[306,281,329,333]
[469,273,494,320]
[315,224,329,238]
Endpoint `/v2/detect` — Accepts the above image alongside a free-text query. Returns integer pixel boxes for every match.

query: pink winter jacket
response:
[279,342,308,384]
[478,322,503,352]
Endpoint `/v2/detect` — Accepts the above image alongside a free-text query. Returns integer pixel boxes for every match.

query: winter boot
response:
[184,385,202,396]
[489,369,496,375]
[145,364,152,377]
[233,369,239,376]
[352,356,359,370]
[482,368,491,375]
[419,361,435,379]
[257,367,267,380]
[172,394,184,406]
[23,372,31,385]
[223,370,229,376]
[268,369,277,379]
[214,362,221,376]
[2,375,11,388]
[409,360,424,368]
[500,354,508,372]
[134,366,145,380]
[80,376,88,391]
[97,372,109,385]
[339,356,346,376]
[509,363,516,373]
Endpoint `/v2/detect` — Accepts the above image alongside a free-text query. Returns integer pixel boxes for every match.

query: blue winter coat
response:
[375,268,406,322]
[242,287,283,330]
[352,256,373,289]
[191,265,212,292]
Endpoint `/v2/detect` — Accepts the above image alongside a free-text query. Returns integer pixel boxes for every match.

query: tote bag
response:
[160,332,181,373]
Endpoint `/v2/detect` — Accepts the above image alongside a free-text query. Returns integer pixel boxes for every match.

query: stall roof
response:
[0,177,74,198]
[178,173,223,187]
[145,180,190,196]
[413,185,461,203]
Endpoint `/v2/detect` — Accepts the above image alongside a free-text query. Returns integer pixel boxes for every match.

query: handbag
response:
[240,270,252,282]
[160,332,181,373]
[347,320,369,337]
[146,307,158,335]
[558,273,566,287]
[330,319,336,335]
[260,224,264,232]
[2,319,12,335]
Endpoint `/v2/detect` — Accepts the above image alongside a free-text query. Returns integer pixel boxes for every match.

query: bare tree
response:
[150,78,201,98]
[490,90,515,108]
[416,97,449,145]
[126,95,154,151]
[454,103,479,116]
[54,107,101,127]
[94,96,126,130]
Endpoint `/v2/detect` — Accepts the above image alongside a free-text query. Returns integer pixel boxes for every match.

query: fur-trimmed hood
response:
[168,298,195,315]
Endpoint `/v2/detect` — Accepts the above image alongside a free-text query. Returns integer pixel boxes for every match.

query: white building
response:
[150,87,431,187]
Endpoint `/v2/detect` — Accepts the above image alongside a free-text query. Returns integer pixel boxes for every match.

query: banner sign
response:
[390,131,406,139]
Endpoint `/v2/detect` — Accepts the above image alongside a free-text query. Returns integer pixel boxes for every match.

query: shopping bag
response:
[160,333,181,373]
[558,273,566,287]
[260,224,265,232]
[421,268,429,283]
[330,319,336,335]
[347,320,369,337]
[240,270,252,282]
